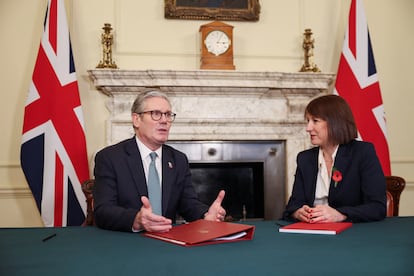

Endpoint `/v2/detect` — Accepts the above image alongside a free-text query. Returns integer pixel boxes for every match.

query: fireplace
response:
[191,162,264,220]
[167,140,285,221]
[88,69,334,220]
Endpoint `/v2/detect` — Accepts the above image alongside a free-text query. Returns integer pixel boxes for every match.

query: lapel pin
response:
[168,162,173,169]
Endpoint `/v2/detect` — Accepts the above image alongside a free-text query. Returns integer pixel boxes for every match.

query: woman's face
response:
[305,113,329,148]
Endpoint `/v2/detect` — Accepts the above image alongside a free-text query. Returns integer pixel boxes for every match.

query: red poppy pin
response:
[332,168,343,188]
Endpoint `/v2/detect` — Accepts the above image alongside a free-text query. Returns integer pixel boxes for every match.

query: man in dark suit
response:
[93,90,226,232]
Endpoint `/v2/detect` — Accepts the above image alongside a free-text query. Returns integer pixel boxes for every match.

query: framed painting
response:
[164,0,260,22]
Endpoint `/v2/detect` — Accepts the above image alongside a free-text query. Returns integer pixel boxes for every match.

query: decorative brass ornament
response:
[96,23,118,69]
[299,28,320,72]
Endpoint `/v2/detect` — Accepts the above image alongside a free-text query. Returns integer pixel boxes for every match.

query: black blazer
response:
[283,140,386,222]
[93,137,208,232]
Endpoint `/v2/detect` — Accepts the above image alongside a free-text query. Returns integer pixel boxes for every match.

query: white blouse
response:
[314,145,339,206]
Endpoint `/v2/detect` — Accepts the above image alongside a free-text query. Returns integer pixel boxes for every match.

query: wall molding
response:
[0,163,21,168]
[0,187,33,199]
[391,157,414,164]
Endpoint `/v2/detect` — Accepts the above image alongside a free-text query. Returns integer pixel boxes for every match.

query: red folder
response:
[279,222,352,235]
[143,219,255,247]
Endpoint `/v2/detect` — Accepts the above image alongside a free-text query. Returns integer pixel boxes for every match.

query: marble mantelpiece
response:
[88,69,335,195]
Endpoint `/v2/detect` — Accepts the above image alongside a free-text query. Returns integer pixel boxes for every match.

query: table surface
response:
[1,217,413,276]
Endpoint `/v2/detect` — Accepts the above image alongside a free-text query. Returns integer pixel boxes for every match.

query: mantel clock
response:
[199,21,235,70]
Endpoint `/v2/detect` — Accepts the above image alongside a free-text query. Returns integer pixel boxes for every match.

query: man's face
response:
[132,97,172,150]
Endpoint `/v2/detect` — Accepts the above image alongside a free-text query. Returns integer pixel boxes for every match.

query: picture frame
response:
[164,0,260,22]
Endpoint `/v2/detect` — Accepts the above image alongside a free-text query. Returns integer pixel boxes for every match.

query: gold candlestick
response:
[299,28,320,72]
[96,23,118,69]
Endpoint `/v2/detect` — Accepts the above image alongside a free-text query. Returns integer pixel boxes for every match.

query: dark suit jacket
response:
[282,140,386,222]
[93,137,208,232]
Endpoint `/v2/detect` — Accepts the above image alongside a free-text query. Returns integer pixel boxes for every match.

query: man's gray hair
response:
[131,90,171,114]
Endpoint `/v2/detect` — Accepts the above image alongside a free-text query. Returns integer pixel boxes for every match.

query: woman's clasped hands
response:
[293,205,347,223]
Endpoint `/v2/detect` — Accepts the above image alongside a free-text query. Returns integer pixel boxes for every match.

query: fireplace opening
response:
[167,141,286,221]
[190,162,264,221]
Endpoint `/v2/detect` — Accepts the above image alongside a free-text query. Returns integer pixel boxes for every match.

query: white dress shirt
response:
[135,136,163,188]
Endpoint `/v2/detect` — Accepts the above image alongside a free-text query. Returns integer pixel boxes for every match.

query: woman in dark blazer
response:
[282,95,386,223]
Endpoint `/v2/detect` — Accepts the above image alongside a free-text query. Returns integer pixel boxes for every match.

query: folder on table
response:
[279,221,353,235]
[143,219,255,247]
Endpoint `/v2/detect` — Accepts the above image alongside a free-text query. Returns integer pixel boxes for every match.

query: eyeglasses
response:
[138,110,176,122]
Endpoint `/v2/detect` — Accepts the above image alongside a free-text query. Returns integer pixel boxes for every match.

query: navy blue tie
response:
[148,152,161,215]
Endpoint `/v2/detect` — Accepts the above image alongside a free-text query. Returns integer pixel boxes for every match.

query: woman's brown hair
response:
[305,94,358,145]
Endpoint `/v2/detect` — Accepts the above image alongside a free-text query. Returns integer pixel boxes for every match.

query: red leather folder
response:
[143,219,255,247]
[279,222,353,235]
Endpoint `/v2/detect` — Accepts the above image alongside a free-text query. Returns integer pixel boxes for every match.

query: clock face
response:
[204,30,231,56]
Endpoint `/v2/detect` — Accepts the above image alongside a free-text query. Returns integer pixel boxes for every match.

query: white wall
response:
[0,0,413,227]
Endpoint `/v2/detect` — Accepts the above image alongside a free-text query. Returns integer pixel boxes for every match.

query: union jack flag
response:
[334,0,391,175]
[20,0,89,226]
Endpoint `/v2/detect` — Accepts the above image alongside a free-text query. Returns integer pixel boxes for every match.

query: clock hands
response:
[216,32,230,46]
[217,33,225,44]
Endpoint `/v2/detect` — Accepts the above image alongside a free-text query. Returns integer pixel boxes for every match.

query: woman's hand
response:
[293,205,312,222]
[307,205,347,223]
[293,204,347,223]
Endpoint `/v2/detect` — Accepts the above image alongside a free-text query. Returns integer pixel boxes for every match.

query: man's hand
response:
[204,190,226,222]
[132,196,172,232]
